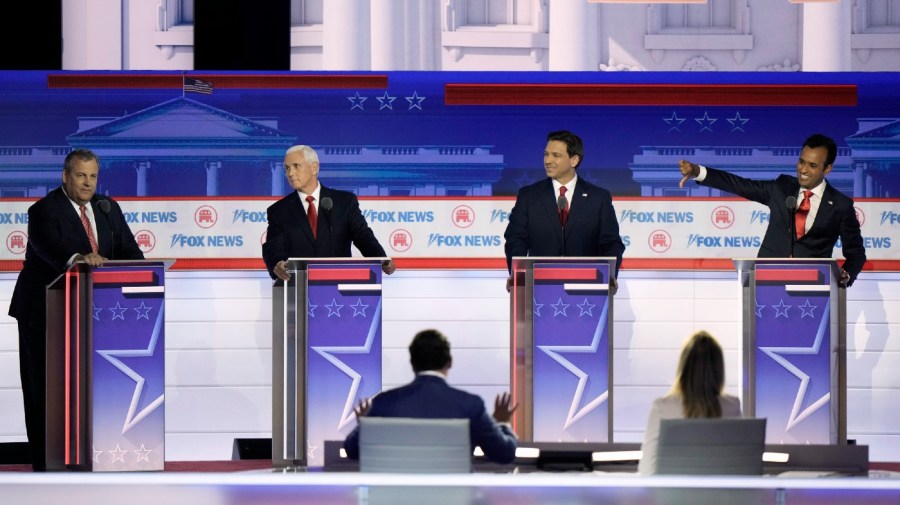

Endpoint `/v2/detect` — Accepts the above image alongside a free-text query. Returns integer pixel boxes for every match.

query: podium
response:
[272,257,386,468]
[509,257,616,443]
[734,258,846,444]
[45,260,173,472]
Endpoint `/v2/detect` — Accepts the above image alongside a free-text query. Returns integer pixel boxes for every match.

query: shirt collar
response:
[417,370,447,380]
[551,175,578,194]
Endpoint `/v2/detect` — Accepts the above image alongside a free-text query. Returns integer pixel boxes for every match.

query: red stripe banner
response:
[444,84,858,107]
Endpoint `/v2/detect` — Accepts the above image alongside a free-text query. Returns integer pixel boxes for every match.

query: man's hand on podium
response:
[76,252,107,267]
[381,259,396,275]
[273,260,292,281]
[839,268,851,288]
[609,276,618,296]
[505,275,513,293]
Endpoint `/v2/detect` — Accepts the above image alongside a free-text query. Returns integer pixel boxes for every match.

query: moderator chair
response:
[656,418,767,476]
[358,417,472,473]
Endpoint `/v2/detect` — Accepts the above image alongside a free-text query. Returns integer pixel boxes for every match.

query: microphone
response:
[785,196,797,258]
[556,194,567,256]
[98,199,114,260]
[320,197,334,257]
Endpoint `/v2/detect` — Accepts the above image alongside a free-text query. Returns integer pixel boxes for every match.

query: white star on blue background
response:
[351,298,369,317]
[311,300,382,435]
[551,298,570,317]
[325,299,344,317]
[96,305,165,434]
[537,301,609,429]
[772,299,792,318]
[759,301,831,431]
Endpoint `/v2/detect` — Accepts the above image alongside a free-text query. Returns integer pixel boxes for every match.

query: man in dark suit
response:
[9,148,144,471]
[504,130,626,291]
[343,329,519,465]
[678,133,866,287]
[262,145,395,281]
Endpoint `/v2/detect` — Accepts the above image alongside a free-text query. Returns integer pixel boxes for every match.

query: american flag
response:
[183,76,214,95]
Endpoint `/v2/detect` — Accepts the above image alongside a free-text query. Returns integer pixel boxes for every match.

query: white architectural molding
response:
[644,1,752,65]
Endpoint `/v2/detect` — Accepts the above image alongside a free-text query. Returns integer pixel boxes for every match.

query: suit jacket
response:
[699,168,866,286]
[504,177,626,273]
[638,394,742,475]
[343,375,519,464]
[9,187,144,322]
[262,186,387,279]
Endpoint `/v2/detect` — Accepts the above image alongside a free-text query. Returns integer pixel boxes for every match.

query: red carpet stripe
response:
[48,74,388,89]
[444,84,857,106]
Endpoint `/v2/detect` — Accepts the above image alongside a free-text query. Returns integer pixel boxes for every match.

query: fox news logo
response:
[619,210,693,224]
[170,234,244,248]
[490,209,511,223]
[232,210,266,223]
[880,211,899,226]
[687,234,761,248]
[427,233,500,247]
[362,210,434,222]
[749,211,770,225]
[124,211,177,224]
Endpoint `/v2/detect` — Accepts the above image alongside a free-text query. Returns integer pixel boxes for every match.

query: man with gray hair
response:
[263,145,395,280]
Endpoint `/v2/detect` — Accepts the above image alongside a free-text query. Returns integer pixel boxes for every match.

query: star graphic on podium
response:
[798,299,817,318]
[351,299,369,317]
[96,306,165,434]
[537,302,609,429]
[325,299,344,317]
[533,298,544,317]
[755,300,766,318]
[759,301,831,432]
[551,298,570,317]
[772,299,792,318]
[577,299,596,317]
[93,445,102,464]
[93,304,103,321]
[109,445,127,463]
[134,444,152,462]
[311,300,382,431]
[133,301,153,320]
[308,302,318,318]
[109,302,128,320]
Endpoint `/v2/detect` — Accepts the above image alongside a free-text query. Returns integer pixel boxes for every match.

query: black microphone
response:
[98,199,114,260]
[785,195,797,258]
[557,194,567,256]
[320,196,334,257]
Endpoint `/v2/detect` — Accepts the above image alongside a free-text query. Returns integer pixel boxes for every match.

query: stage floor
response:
[3,469,900,505]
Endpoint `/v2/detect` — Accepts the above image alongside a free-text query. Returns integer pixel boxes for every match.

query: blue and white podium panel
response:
[306,263,383,467]
[90,265,167,471]
[745,260,843,445]
[532,262,611,443]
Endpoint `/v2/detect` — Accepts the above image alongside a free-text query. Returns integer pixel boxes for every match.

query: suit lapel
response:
[286,191,316,243]
[565,179,590,233]
[809,183,837,233]
[539,179,563,241]
[54,188,94,253]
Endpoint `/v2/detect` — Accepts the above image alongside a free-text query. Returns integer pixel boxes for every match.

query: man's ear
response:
[824,164,833,176]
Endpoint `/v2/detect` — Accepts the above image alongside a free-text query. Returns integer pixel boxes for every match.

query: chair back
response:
[656,418,766,475]
[359,417,471,473]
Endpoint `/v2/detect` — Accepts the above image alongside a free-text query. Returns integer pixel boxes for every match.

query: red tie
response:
[306,195,317,239]
[795,190,813,240]
[80,205,99,254]
[558,186,569,226]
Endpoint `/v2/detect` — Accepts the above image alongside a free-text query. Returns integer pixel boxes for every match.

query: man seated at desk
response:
[343,329,519,465]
